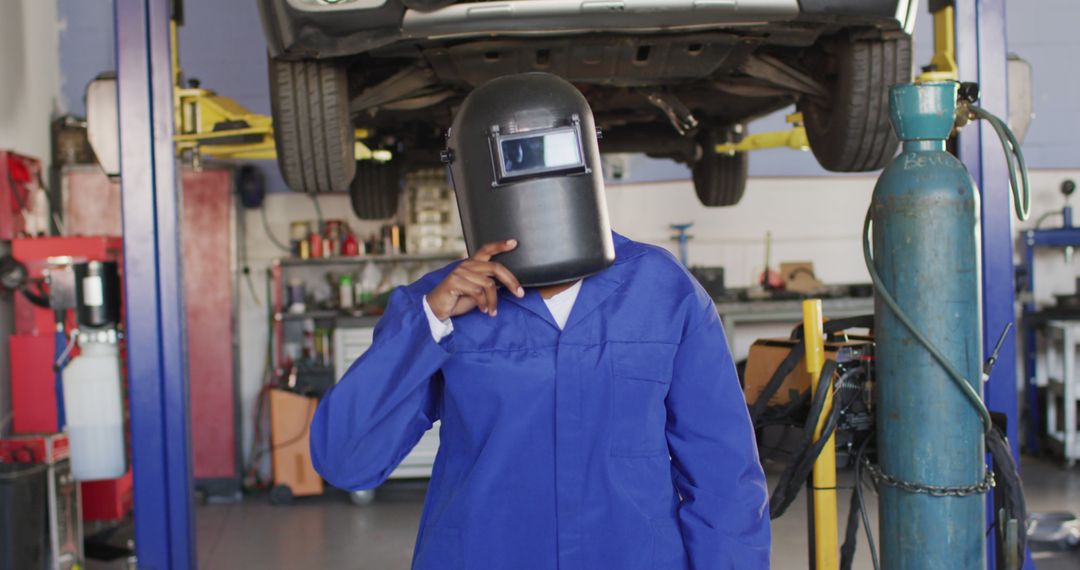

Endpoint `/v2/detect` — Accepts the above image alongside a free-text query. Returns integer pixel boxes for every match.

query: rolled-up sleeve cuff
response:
[422,295,454,343]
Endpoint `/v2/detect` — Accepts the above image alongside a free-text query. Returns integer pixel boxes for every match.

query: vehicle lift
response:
[116,0,1027,568]
[166,16,388,166]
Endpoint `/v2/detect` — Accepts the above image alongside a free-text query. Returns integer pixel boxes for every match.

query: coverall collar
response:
[501,231,645,332]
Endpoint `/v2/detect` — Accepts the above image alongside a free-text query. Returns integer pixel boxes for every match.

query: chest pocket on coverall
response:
[608,341,677,458]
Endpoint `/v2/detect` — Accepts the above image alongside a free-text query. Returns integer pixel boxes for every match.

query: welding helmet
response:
[442,73,615,287]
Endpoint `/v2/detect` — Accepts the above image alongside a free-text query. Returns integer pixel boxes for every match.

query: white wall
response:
[612,170,1080,379]
[610,169,1080,300]
[0,0,60,166]
[607,174,876,287]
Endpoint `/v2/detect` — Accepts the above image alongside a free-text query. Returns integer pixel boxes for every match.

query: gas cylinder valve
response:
[954,82,981,130]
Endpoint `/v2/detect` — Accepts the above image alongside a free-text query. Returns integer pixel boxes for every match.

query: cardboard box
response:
[779,261,824,294]
[743,337,872,407]
[269,389,323,497]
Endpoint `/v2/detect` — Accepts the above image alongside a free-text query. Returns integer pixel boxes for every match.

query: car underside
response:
[353,21,903,158]
[259,0,916,214]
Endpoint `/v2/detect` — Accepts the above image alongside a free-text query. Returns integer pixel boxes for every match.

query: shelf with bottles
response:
[270,168,464,370]
[274,309,345,322]
[275,251,463,268]
[283,215,463,266]
[271,252,455,368]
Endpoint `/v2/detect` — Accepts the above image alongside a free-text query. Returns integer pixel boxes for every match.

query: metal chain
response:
[862,458,996,497]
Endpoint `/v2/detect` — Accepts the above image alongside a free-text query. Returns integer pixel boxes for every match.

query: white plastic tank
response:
[63,334,126,480]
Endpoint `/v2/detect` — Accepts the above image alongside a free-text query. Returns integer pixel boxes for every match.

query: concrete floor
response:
[195,458,1080,569]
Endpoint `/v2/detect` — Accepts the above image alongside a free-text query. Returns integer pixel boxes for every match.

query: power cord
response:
[1034,210,1063,230]
[968,105,1030,222]
[260,202,291,254]
[236,195,261,306]
[853,437,879,570]
[243,269,280,489]
[309,192,324,232]
[862,210,993,434]
[767,359,841,519]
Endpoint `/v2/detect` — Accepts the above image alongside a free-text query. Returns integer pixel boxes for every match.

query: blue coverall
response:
[310,232,771,569]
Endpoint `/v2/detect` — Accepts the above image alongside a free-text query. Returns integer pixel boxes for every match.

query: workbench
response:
[715,296,875,354]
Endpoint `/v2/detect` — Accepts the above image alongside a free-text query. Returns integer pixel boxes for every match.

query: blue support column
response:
[954,1,1027,568]
[115,0,195,568]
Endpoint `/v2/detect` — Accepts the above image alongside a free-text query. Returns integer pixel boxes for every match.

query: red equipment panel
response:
[10,335,57,433]
[80,472,133,521]
[10,236,123,430]
[0,151,36,239]
[0,432,70,463]
[8,235,131,520]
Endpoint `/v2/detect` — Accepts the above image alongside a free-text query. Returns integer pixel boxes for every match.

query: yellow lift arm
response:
[168,21,383,164]
[714,113,809,155]
[917,5,959,83]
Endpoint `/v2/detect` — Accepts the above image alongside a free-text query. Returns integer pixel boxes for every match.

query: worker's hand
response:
[427,240,525,320]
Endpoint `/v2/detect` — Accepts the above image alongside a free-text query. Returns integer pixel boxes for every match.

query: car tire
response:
[268,57,356,193]
[800,35,912,172]
[349,160,401,220]
[692,128,748,207]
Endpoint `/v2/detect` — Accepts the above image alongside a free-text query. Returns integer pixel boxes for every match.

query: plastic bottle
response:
[353,275,364,307]
[309,231,324,258]
[339,273,354,309]
[62,336,126,481]
[387,264,410,290]
[359,262,381,304]
[342,232,359,256]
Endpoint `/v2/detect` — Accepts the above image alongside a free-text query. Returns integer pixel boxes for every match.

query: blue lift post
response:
[954,0,1028,568]
[116,0,195,568]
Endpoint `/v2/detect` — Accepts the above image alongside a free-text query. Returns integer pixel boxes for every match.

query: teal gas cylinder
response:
[872,81,986,569]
